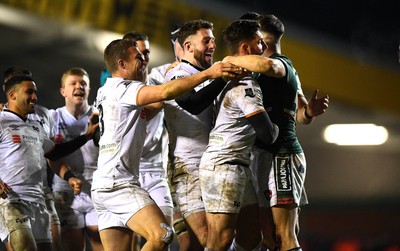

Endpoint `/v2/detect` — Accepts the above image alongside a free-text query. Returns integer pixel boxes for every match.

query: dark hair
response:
[123,31,148,42]
[4,75,34,94]
[222,19,261,54]
[239,11,261,20]
[3,66,32,84]
[170,23,182,43]
[177,19,213,46]
[104,39,137,73]
[258,15,285,39]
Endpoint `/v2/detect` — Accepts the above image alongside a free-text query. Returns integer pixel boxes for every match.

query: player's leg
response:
[259,206,278,250]
[60,229,85,251]
[174,164,207,247]
[234,203,262,250]
[99,227,133,251]
[84,202,103,251]
[126,204,173,251]
[206,212,237,251]
[232,166,262,251]
[271,205,299,250]
[86,225,103,251]
[45,193,61,251]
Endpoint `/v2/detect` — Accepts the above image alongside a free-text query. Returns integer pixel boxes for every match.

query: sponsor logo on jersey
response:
[31,125,40,132]
[244,88,255,98]
[55,134,64,143]
[57,122,68,130]
[171,75,185,80]
[12,135,21,143]
[233,201,241,208]
[275,156,292,191]
[9,124,20,130]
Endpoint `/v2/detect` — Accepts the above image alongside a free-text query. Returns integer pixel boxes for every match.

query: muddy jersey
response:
[92,78,147,190]
[51,106,98,194]
[163,62,213,165]
[201,76,265,166]
[0,110,54,205]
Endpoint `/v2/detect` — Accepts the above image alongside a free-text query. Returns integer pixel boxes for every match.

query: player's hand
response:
[85,112,99,140]
[307,89,329,117]
[206,61,243,79]
[68,177,82,195]
[0,181,12,199]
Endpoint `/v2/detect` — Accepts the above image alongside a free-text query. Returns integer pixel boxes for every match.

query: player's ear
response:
[60,87,66,97]
[183,40,192,52]
[239,43,250,55]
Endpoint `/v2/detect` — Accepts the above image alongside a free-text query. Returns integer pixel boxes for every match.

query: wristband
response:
[304,108,313,120]
[63,170,76,182]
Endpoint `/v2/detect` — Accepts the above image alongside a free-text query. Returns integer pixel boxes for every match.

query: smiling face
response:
[8,80,37,116]
[124,46,148,81]
[60,73,90,107]
[185,28,216,69]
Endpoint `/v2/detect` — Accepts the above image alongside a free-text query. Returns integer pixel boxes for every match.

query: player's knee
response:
[160,222,174,245]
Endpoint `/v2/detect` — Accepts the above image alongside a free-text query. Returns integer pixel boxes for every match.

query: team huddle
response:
[0,12,329,251]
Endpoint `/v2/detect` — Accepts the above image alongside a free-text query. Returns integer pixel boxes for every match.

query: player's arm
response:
[0,179,12,198]
[136,62,242,106]
[246,110,279,147]
[48,161,82,194]
[297,89,329,125]
[45,114,99,161]
[176,77,226,115]
[144,101,164,121]
[223,55,285,78]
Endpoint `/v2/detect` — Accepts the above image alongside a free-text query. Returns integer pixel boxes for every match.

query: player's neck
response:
[66,102,89,119]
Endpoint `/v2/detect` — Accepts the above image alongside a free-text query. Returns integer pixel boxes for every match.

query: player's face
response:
[260,31,274,57]
[189,28,216,69]
[126,46,147,81]
[61,74,90,106]
[248,30,267,56]
[14,81,37,115]
[135,40,150,65]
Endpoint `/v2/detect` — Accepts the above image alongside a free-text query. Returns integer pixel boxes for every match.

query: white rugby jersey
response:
[0,110,54,205]
[139,75,166,173]
[163,62,213,165]
[201,76,265,166]
[51,106,98,194]
[28,105,54,194]
[92,78,147,189]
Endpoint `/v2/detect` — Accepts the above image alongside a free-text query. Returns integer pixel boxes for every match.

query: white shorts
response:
[249,147,274,207]
[139,171,173,216]
[0,199,51,243]
[268,153,308,207]
[91,182,156,231]
[199,163,258,214]
[171,162,204,218]
[53,191,98,231]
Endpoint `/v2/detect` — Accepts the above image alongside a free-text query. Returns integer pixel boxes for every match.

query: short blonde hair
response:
[61,67,89,87]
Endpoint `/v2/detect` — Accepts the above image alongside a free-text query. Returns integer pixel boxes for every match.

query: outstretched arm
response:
[176,77,226,115]
[136,62,242,106]
[223,55,286,78]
